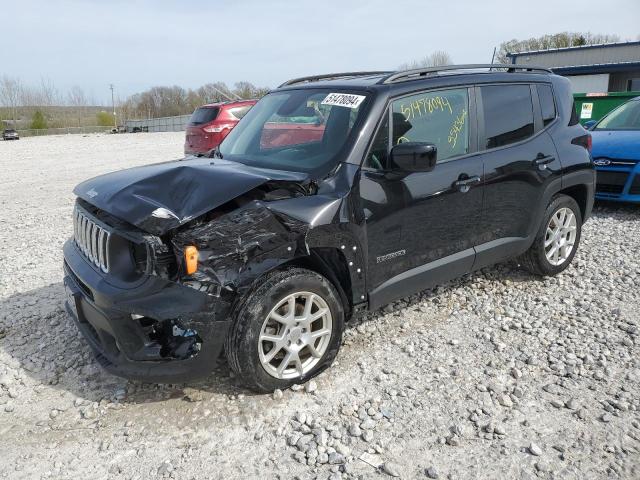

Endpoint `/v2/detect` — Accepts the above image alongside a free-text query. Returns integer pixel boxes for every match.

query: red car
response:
[184,100,256,155]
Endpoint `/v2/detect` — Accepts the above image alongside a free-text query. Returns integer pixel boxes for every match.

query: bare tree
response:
[398,51,453,70]
[18,78,61,107]
[0,75,23,126]
[233,81,257,99]
[120,80,271,120]
[67,86,88,127]
[253,86,271,97]
[429,51,453,67]
[197,82,238,103]
[19,84,39,107]
[38,77,60,107]
[116,94,132,124]
[67,85,87,107]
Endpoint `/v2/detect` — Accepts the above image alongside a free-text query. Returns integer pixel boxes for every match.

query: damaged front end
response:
[147,318,202,360]
[172,196,311,297]
[63,159,341,383]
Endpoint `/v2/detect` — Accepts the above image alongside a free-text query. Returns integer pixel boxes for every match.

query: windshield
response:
[218,89,368,172]
[595,99,640,130]
[189,107,219,125]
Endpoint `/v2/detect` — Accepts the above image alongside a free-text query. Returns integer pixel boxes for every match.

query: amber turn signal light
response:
[184,246,198,275]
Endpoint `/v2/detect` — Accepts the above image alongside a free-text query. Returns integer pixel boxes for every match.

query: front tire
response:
[520,194,582,276]
[225,267,345,393]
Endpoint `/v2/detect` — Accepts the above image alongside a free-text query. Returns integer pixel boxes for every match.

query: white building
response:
[508,41,640,93]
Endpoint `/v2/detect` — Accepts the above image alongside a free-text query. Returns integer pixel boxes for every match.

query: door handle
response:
[454,175,481,193]
[534,154,555,170]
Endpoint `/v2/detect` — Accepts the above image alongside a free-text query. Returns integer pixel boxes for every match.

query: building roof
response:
[508,41,640,72]
[507,40,640,58]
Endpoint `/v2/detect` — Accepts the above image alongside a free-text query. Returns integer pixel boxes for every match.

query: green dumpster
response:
[573,91,640,126]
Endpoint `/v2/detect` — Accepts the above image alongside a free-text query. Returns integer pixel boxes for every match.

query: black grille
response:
[630,175,640,195]
[596,171,630,195]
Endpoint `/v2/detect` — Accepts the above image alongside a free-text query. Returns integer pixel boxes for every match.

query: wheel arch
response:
[287,249,354,320]
[557,183,589,221]
[282,228,367,321]
[559,168,595,221]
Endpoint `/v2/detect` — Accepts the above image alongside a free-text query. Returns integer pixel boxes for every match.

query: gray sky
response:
[4,0,639,103]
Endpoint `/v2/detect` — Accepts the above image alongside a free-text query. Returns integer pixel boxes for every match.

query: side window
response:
[481,85,534,149]
[569,100,580,126]
[392,88,469,162]
[228,105,252,120]
[365,112,389,169]
[537,84,556,126]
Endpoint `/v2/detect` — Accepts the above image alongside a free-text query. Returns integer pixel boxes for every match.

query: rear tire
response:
[520,194,582,276]
[225,267,345,393]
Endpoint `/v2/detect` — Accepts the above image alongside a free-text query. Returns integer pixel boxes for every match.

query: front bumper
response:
[595,163,640,203]
[63,239,232,383]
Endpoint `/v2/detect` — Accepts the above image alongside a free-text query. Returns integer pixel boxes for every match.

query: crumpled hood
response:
[590,130,640,162]
[74,157,310,235]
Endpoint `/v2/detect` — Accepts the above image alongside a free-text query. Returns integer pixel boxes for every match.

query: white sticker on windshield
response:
[321,93,366,109]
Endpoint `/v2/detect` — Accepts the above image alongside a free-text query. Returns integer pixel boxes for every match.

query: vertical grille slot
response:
[73,207,111,273]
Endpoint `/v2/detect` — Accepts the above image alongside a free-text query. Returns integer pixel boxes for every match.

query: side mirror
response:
[390,142,437,172]
[583,120,597,130]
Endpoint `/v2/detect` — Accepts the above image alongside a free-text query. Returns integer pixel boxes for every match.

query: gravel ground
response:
[0,133,639,480]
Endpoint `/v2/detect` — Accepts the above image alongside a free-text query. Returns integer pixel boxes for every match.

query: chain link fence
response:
[125,115,191,133]
[4,114,192,138]
[15,126,113,137]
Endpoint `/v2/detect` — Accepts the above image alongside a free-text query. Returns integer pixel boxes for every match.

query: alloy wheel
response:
[544,207,577,266]
[258,292,333,379]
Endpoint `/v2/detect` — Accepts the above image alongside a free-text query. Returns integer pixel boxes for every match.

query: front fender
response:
[305,224,367,306]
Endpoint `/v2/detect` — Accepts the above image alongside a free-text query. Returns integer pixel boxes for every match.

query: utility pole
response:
[109,84,117,130]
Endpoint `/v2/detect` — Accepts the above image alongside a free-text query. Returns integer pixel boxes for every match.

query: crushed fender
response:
[172,200,310,294]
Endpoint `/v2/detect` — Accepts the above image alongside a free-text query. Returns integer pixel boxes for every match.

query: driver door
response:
[359,87,484,307]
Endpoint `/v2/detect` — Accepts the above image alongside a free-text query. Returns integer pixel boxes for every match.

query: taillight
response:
[571,134,591,153]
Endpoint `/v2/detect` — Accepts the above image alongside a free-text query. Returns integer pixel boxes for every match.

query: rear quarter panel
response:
[548,76,595,215]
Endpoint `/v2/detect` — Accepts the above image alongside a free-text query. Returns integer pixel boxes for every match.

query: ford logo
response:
[593,158,611,166]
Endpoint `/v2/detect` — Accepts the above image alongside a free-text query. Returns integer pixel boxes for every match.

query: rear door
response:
[473,83,561,268]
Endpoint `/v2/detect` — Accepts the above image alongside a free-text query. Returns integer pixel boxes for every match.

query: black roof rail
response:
[279,71,391,88]
[380,64,553,84]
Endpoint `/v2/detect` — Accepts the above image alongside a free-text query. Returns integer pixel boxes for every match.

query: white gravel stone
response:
[382,462,401,477]
[529,443,543,456]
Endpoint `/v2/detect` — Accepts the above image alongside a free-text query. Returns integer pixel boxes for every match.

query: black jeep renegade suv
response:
[63,65,594,392]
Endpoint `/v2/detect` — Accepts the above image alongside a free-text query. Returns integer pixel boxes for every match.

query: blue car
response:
[586,96,640,202]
